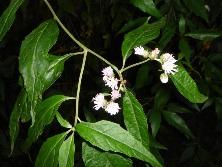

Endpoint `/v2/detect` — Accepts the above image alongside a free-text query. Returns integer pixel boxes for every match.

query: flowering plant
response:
[1,0,214,167]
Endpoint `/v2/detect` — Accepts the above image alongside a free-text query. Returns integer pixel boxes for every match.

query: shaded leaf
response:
[159,23,176,49]
[123,90,149,148]
[0,0,24,41]
[185,31,221,41]
[35,132,68,167]
[24,95,74,149]
[76,121,162,167]
[59,134,75,167]
[130,0,161,18]
[56,112,72,129]
[82,142,132,167]
[162,111,194,139]
[170,66,208,103]
[182,0,208,21]
[150,109,161,137]
[122,18,165,63]
[135,64,150,90]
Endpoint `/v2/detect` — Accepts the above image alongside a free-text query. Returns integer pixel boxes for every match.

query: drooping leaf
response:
[56,112,72,129]
[82,142,132,167]
[162,111,194,139]
[150,109,161,137]
[123,90,149,148]
[130,0,161,18]
[179,16,186,34]
[182,0,208,21]
[19,20,72,124]
[59,134,75,167]
[185,31,221,41]
[35,132,68,167]
[76,121,162,167]
[170,66,208,103]
[9,89,29,153]
[0,0,24,41]
[121,18,165,63]
[24,95,74,149]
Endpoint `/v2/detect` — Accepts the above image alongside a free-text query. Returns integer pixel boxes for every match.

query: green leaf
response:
[179,16,186,34]
[123,90,149,148]
[162,111,194,139]
[150,109,161,137]
[130,0,161,18]
[35,132,68,167]
[159,23,176,49]
[9,89,29,153]
[82,142,132,167]
[181,0,208,21]
[170,66,208,103]
[24,95,74,149]
[122,18,165,63]
[135,64,150,90]
[56,112,72,129]
[19,20,72,124]
[59,134,75,167]
[167,103,192,114]
[179,38,191,63]
[185,31,222,41]
[76,121,162,167]
[0,0,24,41]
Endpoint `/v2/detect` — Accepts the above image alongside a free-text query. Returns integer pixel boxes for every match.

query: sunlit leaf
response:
[35,132,68,167]
[82,142,132,167]
[130,0,161,18]
[59,134,75,167]
[121,18,165,63]
[24,95,74,149]
[123,90,149,148]
[0,0,24,41]
[170,66,208,103]
[76,121,162,167]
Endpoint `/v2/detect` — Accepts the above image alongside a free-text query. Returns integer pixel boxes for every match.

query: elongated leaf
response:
[56,112,72,129]
[76,121,162,167]
[162,111,194,139]
[123,90,149,148]
[59,134,75,167]
[0,0,24,41]
[122,18,165,63]
[82,142,132,167]
[159,23,176,49]
[185,32,221,41]
[35,132,68,167]
[182,0,208,21]
[19,20,72,124]
[130,0,161,18]
[24,95,74,149]
[9,89,30,153]
[150,109,161,137]
[170,66,208,103]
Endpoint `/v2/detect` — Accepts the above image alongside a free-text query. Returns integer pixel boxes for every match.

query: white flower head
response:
[111,90,121,100]
[160,53,178,75]
[92,93,107,110]
[102,66,114,78]
[103,77,119,90]
[160,73,169,83]
[105,101,120,115]
[150,48,160,60]
[134,46,149,58]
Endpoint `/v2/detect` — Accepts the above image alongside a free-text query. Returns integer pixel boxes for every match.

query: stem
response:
[74,51,87,126]
[121,59,150,73]
[43,0,118,72]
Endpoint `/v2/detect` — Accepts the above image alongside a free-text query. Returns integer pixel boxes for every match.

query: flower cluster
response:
[134,46,178,83]
[92,67,122,115]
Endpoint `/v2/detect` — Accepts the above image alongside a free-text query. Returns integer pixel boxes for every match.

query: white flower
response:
[92,93,107,110]
[105,102,120,115]
[111,90,121,100]
[150,48,160,60]
[134,46,149,58]
[160,73,169,83]
[103,76,119,90]
[160,53,178,74]
[102,66,114,78]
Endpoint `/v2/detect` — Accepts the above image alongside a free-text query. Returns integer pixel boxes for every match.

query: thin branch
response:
[121,59,150,73]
